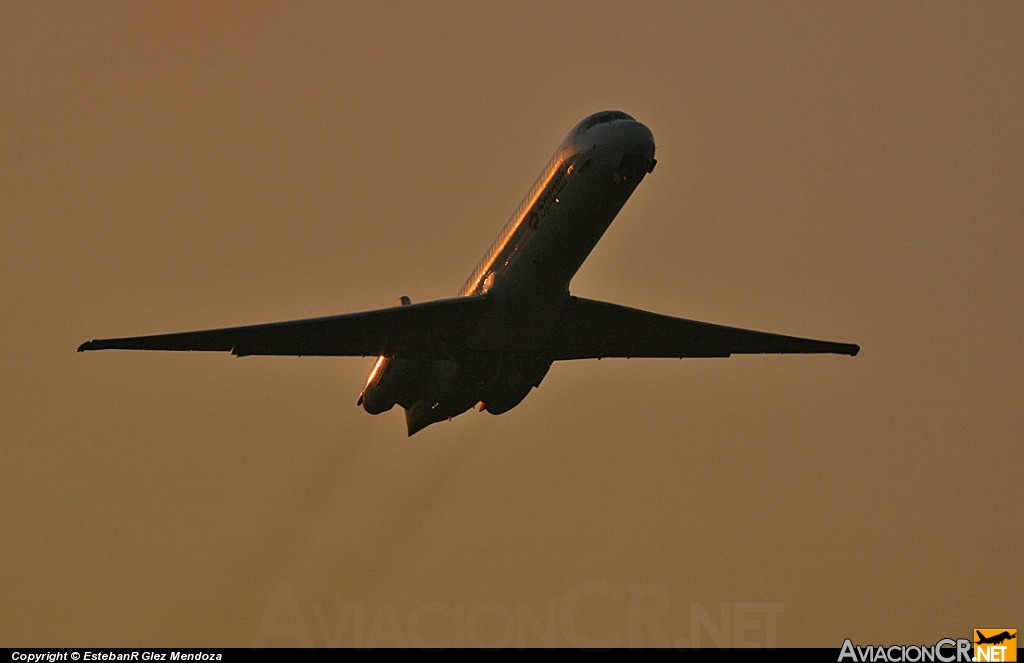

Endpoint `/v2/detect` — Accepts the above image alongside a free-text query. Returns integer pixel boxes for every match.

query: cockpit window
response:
[575,111,634,135]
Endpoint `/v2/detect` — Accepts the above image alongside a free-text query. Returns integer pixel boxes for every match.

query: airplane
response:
[975,630,1016,646]
[79,110,859,435]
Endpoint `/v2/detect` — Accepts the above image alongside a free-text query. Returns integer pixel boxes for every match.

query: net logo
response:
[974,629,1017,663]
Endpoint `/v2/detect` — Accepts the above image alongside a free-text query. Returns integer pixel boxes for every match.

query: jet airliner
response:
[79,111,859,435]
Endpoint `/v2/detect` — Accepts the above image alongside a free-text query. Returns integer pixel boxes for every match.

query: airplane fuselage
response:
[359,112,657,433]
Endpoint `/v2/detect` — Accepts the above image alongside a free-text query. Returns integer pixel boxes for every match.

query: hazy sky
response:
[3,1,1021,647]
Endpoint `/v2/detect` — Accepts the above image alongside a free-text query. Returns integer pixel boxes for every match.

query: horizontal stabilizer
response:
[544,297,860,359]
[78,295,491,359]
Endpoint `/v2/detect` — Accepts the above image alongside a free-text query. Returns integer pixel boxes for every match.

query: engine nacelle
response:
[356,296,417,414]
[479,356,551,415]
[358,356,397,414]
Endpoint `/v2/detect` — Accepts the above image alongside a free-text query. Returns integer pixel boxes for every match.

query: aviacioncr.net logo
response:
[838,638,973,662]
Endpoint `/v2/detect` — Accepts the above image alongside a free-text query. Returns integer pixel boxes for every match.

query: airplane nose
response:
[607,122,657,180]
[617,121,656,158]
[582,119,656,164]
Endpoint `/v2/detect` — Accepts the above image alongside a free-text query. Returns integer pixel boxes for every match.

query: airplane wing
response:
[78,295,492,359]
[545,296,859,359]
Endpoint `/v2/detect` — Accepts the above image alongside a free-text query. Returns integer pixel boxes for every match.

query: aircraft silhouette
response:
[976,630,1016,646]
[79,111,859,434]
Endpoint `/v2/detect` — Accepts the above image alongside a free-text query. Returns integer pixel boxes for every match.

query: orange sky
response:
[2,1,1021,647]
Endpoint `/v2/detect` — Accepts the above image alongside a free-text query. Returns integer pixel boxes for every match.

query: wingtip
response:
[77,340,93,352]
[849,344,861,357]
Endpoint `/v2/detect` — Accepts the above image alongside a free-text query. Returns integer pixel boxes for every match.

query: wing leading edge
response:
[545,296,859,359]
[78,295,492,359]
